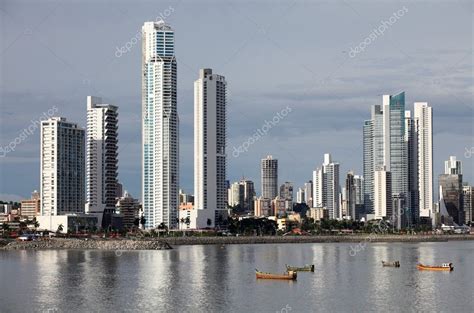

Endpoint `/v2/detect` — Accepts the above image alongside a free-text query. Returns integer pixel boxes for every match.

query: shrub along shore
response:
[1,234,473,251]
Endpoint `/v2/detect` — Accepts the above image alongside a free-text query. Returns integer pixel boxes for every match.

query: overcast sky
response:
[0,0,472,201]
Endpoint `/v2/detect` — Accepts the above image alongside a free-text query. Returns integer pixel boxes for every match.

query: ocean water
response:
[1,241,473,312]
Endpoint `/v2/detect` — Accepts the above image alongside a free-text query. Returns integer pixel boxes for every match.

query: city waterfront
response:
[1,241,473,312]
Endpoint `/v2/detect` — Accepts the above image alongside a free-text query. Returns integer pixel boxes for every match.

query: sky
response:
[0,0,473,201]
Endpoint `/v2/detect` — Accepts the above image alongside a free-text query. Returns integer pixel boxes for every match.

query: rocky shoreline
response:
[1,234,473,251]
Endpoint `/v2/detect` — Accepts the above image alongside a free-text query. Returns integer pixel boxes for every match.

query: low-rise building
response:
[272,196,286,218]
[36,214,98,233]
[254,197,272,217]
[308,207,329,221]
[20,190,40,219]
[115,191,140,229]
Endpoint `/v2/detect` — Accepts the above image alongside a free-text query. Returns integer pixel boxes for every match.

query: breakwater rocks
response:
[166,234,474,245]
[1,234,473,251]
[0,238,172,251]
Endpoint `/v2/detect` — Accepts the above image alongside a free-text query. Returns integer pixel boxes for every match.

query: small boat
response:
[255,269,297,280]
[417,263,453,271]
[286,264,315,272]
[382,261,400,267]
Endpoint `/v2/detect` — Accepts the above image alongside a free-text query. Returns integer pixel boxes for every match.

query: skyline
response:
[1,0,473,201]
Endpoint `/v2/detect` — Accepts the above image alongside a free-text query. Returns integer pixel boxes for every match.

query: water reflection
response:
[0,241,473,312]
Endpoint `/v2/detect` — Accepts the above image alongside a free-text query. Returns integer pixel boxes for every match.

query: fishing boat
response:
[286,264,315,272]
[417,263,453,271]
[382,261,400,267]
[255,269,297,280]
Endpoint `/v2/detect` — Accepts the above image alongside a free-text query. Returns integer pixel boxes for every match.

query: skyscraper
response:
[463,185,473,224]
[40,117,85,216]
[445,156,462,174]
[194,69,227,228]
[296,188,305,204]
[261,155,278,199]
[228,182,244,208]
[374,166,392,219]
[241,179,256,212]
[414,102,433,220]
[363,92,408,217]
[142,21,178,229]
[439,173,463,225]
[405,110,419,225]
[313,153,340,219]
[279,181,294,210]
[344,171,356,220]
[85,96,118,227]
[304,180,313,207]
[354,175,364,218]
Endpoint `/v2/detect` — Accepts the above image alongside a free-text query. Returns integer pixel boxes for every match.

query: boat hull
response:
[255,270,297,280]
[417,264,453,271]
[382,261,400,267]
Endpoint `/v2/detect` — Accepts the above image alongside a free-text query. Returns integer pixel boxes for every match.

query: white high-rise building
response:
[374,166,392,219]
[296,188,305,204]
[445,156,462,175]
[313,153,340,219]
[142,21,178,229]
[40,117,85,216]
[193,68,227,228]
[85,96,118,227]
[414,102,433,218]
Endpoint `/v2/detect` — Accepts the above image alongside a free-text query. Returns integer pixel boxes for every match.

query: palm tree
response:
[140,216,146,230]
[2,222,10,236]
[56,224,64,234]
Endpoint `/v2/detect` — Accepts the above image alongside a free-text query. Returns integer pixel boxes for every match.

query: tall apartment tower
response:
[313,153,340,219]
[241,179,256,212]
[40,117,85,216]
[414,102,433,219]
[405,110,419,225]
[304,180,313,207]
[142,21,178,229]
[374,166,392,219]
[445,156,462,174]
[194,68,227,228]
[261,155,278,199]
[463,185,473,224]
[85,96,118,227]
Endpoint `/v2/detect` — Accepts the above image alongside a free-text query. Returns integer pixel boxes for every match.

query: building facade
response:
[439,173,464,225]
[261,155,278,199]
[463,185,473,224]
[194,68,227,228]
[414,102,433,220]
[313,153,340,219]
[115,191,140,229]
[374,167,392,219]
[142,21,179,229]
[20,190,40,219]
[445,156,462,175]
[85,96,118,227]
[40,117,85,216]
